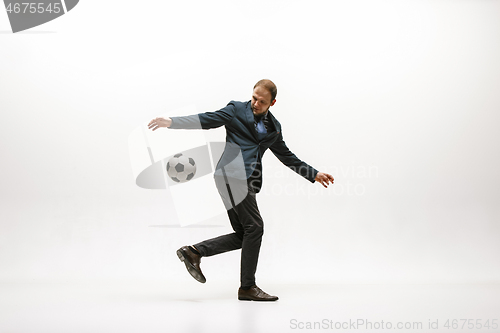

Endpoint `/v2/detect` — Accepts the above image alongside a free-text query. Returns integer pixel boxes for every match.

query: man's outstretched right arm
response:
[148,101,237,131]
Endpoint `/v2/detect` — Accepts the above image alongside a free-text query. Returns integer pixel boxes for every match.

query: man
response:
[148,79,334,301]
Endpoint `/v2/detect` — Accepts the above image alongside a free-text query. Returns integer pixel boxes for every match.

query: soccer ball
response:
[166,153,196,183]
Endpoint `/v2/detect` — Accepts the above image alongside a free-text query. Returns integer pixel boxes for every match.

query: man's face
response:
[251,86,276,116]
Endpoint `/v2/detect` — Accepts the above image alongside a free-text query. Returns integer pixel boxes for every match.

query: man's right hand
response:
[148,117,172,131]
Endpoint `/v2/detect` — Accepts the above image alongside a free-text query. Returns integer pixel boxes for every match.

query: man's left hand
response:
[315,172,334,188]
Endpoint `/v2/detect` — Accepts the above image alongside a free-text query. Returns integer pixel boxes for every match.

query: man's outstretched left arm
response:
[269,132,334,188]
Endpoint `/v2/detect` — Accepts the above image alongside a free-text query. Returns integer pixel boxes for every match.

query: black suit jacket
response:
[170,100,318,192]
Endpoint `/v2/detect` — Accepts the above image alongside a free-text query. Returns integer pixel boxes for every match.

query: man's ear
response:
[270,99,276,107]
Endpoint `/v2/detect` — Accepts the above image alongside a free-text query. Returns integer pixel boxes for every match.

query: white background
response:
[1,0,499,287]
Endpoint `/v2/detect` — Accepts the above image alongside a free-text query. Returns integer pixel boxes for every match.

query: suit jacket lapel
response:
[266,110,280,135]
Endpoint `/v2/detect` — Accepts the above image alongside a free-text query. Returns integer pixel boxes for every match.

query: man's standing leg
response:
[232,186,263,288]
[234,186,278,301]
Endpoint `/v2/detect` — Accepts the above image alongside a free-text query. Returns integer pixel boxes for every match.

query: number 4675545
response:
[6,3,62,14]
[443,319,498,330]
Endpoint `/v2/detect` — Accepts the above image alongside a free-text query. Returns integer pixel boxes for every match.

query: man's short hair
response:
[254,79,277,102]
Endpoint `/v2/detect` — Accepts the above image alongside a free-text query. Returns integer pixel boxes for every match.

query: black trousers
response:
[194,177,264,288]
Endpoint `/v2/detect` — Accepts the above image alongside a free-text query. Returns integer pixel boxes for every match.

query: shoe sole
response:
[238,297,278,301]
[176,249,206,283]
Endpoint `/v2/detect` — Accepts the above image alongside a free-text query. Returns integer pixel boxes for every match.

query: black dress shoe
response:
[238,285,278,301]
[176,246,206,283]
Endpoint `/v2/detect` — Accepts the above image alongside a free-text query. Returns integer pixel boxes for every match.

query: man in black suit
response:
[148,79,334,301]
